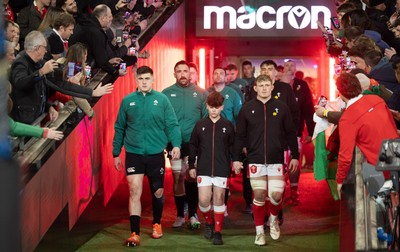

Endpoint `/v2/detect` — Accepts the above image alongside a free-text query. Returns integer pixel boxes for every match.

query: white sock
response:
[256,225,264,234]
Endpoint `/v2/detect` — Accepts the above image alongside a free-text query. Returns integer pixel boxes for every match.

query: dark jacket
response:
[368,57,400,111]
[189,117,235,178]
[232,98,299,164]
[272,81,300,131]
[133,0,156,21]
[247,80,300,133]
[292,78,315,137]
[69,14,117,75]
[105,29,137,67]
[17,4,44,49]
[10,52,92,124]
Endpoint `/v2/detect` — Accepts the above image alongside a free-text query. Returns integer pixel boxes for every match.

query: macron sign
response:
[196,1,335,37]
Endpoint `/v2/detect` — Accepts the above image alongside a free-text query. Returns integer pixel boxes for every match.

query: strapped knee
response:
[170,159,182,173]
[268,179,285,205]
[199,204,211,213]
[250,178,267,191]
[253,199,265,206]
[213,205,226,213]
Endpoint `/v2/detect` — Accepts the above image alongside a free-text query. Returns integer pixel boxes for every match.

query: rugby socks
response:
[264,196,270,219]
[152,195,164,224]
[224,188,229,205]
[253,199,265,227]
[269,198,282,216]
[174,195,185,217]
[130,215,140,235]
[213,205,225,232]
[199,205,213,225]
[185,181,198,217]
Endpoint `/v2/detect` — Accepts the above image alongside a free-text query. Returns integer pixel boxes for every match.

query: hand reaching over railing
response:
[92,82,113,97]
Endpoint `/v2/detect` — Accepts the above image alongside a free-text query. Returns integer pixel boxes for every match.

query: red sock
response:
[265,197,270,219]
[214,212,224,232]
[252,203,265,226]
[269,199,282,216]
[202,210,213,225]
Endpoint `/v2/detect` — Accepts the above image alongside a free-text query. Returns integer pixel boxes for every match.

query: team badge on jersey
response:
[250,165,257,174]
[154,100,159,106]
[222,127,226,133]
[130,102,136,106]
[193,92,198,97]
[160,167,164,175]
[225,94,229,99]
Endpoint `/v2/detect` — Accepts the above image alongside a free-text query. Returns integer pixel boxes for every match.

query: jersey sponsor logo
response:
[250,165,257,174]
[197,176,202,184]
[154,100,159,106]
[127,167,136,173]
[171,94,177,97]
[130,102,136,106]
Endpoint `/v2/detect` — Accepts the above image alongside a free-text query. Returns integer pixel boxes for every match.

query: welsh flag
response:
[313,114,329,181]
[312,113,339,200]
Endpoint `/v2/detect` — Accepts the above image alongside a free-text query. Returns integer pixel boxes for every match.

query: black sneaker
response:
[204,223,214,240]
[213,232,223,245]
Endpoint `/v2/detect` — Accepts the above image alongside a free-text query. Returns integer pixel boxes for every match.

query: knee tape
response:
[268,179,285,205]
[250,178,267,191]
[199,204,211,213]
[170,159,182,172]
[253,199,265,207]
[213,204,226,213]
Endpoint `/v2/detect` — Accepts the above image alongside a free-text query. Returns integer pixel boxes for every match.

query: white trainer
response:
[172,216,185,228]
[189,215,201,229]
[269,216,280,240]
[254,232,266,246]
